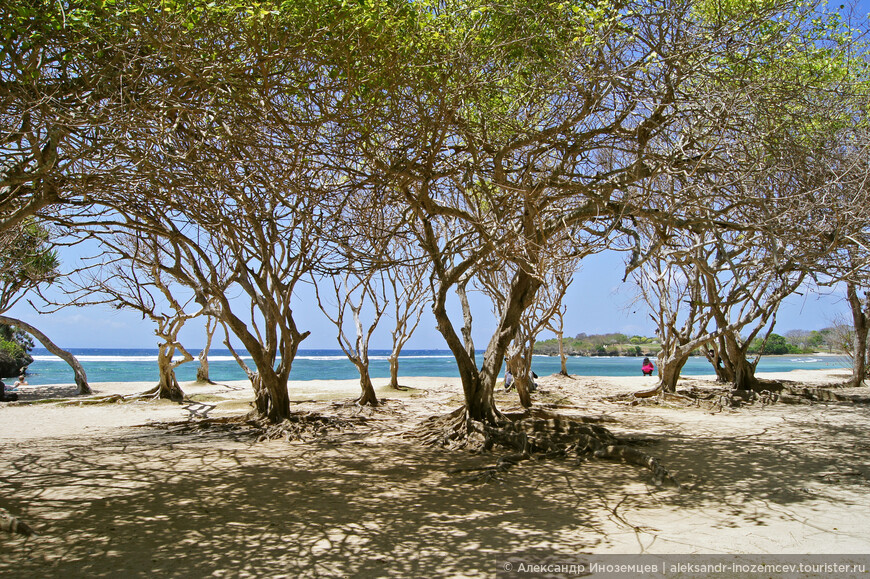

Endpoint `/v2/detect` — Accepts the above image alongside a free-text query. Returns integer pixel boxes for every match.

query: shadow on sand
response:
[2,402,870,576]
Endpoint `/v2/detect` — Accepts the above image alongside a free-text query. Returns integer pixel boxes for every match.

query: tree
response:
[546,302,571,377]
[479,256,576,407]
[632,235,712,394]
[314,270,387,407]
[0,1,160,234]
[0,314,90,394]
[0,219,58,313]
[360,0,728,424]
[196,312,220,384]
[631,220,805,393]
[384,245,430,390]
[0,218,90,392]
[61,1,364,422]
[846,283,870,384]
[61,233,210,400]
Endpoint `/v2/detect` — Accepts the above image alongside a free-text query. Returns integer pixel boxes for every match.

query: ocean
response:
[13,348,850,386]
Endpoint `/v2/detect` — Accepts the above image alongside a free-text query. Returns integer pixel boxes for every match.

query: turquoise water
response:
[11,348,848,386]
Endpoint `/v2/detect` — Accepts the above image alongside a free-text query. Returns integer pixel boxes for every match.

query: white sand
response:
[1,368,869,577]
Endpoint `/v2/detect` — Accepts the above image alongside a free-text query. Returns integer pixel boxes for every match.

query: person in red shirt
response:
[641,357,655,376]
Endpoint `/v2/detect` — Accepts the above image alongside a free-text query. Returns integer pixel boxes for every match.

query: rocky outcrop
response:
[0,351,30,379]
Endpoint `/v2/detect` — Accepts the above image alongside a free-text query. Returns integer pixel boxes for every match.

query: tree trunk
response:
[557,330,569,376]
[220,308,306,424]
[196,358,210,383]
[430,283,492,421]
[156,348,185,401]
[658,351,690,393]
[731,356,761,391]
[252,373,269,416]
[507,353,532,408]
[720,331,760,391]
[0,315,91,394]
[388,354,400,389]
[708,337,732,382]
[430,267,541,424]
[466,371,501,422]
[456,280,476,360]
[474,272,542,421]
[251,371,292,422]
[197,315,217,383]
[357,364,379,406]
[847,283,868,387]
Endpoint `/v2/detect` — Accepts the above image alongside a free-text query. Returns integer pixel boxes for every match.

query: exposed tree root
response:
[1,508,35,537]
[632,384,662,399]
[413,407,680,488]
[125,384,184,402]
[58,394,126,406]
[56,387,186,406]
[331,398,406,419]
[245,412,367,442]
[147,412,368,443]
[621,382,870,411]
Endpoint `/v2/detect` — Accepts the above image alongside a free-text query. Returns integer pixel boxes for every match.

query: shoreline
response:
[4,365,854,391]
[14,351,850,387]
[1,369,856,442]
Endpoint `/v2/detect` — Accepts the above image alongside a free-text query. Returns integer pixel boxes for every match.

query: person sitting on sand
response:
[13,375,27,389]
[642,357,655,376]
[505,369,538,392]
[0,379,17,401]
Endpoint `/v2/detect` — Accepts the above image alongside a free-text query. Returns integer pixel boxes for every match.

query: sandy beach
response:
[1,368,869,577]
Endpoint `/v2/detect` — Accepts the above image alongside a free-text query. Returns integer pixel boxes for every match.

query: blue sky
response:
[6,248,848,351]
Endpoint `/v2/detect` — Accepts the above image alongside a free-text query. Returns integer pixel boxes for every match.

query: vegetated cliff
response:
[535,333,661,357]
[0,325,33,378]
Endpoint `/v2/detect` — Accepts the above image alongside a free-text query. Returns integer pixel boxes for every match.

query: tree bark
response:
[658,351,690,393]
[356,364,379,406]
[709,337,732,382]
[196,316,216,383]
[388,354,400,389]
[731,357,761,391]
[472,270,542,420]
[456,279,476,360]
[156,346,185,401]
[557,330,569,376]
[196,357,210,383]
[719,331,761,391]
[847,283,868,386]
[221,309,304,423]
[250,371,293,423]
[0,315,91,394]
[507,353,532,408]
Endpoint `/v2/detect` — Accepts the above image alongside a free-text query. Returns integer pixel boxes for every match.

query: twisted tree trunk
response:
[155,345,185,401]
[356,364,379,406]
[847,283,868,386]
